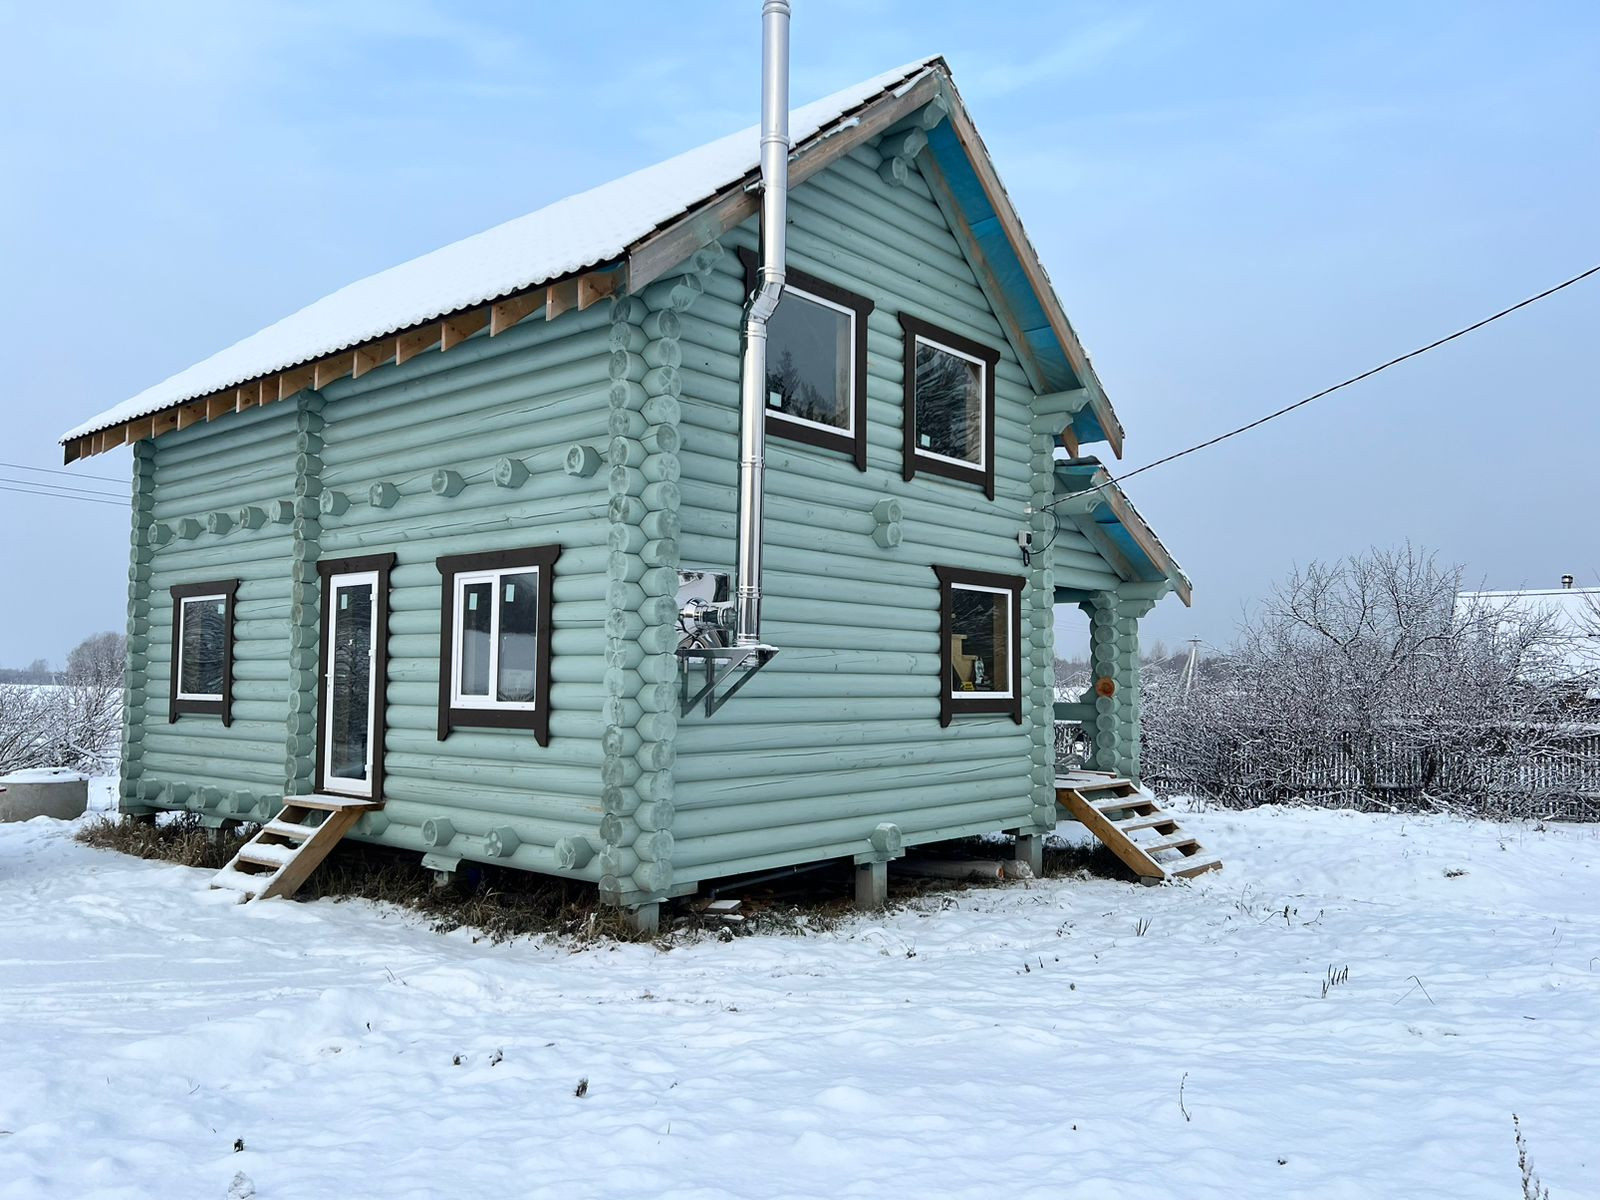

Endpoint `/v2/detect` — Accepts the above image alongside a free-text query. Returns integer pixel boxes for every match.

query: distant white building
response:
[1457,575,1600,686]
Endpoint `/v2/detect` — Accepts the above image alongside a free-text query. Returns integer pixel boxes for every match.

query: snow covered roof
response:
[62,59,941,445]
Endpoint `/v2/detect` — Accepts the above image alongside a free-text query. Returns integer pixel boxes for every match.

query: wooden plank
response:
[440,307,488,350]
[1056,786,1164,881]
[576,270,619,310]
[176,401,206,430]
[490,292,541,335]
[234,386,253,414]
[62,438,82,465]
[545,278,580,322]
[395,323,442,365]
[278,365,316,400]
[1172,856,1223,879]
[352,341,392,379]
[205,391,234,421]
[314,353,354,390]
[626,71,943,293]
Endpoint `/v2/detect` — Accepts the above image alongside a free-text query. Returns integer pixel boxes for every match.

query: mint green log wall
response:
[124,307,617,880]
[664,139,1120,889]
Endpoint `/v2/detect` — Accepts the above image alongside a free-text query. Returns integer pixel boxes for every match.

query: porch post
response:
[1082,593,1156,782]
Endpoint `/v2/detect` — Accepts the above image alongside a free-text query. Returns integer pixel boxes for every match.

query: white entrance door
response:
[321,570,379,797]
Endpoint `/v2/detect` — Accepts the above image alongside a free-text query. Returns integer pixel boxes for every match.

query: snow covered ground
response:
[1,784,1595,1199]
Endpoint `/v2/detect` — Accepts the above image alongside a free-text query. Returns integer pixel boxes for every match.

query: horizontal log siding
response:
[670,143,1058,885]
[315,307,613,875]
[140,403,296,799]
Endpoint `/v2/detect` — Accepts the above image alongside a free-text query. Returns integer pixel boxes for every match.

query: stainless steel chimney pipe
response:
[734,0,790,647]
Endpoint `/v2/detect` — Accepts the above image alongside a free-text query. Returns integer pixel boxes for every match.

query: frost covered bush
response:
[1142,546,1600,819]
[0,632,124,775]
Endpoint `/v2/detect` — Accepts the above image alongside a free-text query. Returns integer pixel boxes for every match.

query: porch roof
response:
[1053,458,1191,606]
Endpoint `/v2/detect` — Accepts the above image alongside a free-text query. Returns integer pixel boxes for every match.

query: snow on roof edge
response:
[62,57,942,445]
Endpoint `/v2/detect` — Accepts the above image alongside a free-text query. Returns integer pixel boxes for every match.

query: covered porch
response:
[1050,458,1191,784]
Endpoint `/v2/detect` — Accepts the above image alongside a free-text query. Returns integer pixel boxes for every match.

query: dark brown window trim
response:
[168,579,239,725]
[933,564,1024,727]
[899,313,1000,501]
[314,553,395,800]
[738,245,874,472]
[436,544,561,746]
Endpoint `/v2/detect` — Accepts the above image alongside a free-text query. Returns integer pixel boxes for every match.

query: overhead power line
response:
[0,474,126,500]
[1049,261,1600,510]
[0,482,126,508]
[0,459,126,485]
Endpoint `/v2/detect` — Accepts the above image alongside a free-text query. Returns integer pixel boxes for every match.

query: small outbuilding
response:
[61,52,1192,927]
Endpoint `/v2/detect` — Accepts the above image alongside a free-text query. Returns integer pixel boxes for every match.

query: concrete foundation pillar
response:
[854,860,888,910]
[629,902,661,936]
[1014,833,1045,878]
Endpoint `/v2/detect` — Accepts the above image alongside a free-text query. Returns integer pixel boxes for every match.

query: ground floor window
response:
[168,579,237,724]
[436,545,560,744]
[933,565,1023,726]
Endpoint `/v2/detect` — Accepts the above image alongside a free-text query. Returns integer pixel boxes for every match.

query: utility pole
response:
[1181,638,1202,702]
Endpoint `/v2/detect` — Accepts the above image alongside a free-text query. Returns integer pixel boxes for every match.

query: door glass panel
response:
[328,580,373,784]
[458,580,493,697]
[497,571,540,703]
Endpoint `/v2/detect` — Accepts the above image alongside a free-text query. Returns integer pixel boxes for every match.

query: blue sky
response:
[2,1,1597,665]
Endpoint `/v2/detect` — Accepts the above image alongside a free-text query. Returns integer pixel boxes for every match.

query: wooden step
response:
[1138,833,1200,855]
[1170,855,1223,879]
[211,797,377,902]
[1092,794,1157,813]
[288,795,382,812]
[212,866,268,897]
[1115,813,1178,833]
[237,842,301,869]
[1055,782,1222,884]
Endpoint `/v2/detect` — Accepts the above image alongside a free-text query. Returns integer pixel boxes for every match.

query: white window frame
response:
[175,593,228,702]
[766,282,859,438]
[450,566,542,713]
[912,333,989,471]
[321,569,380,800]
[948,582,1015,701]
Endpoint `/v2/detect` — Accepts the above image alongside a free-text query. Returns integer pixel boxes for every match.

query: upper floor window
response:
[900,314,1000,499]
[436,545,560,745]
[740,247,873,471]
[168,579,237,725]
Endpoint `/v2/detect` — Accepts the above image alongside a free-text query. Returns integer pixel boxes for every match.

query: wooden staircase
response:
[211,795,379,902]
[1055,771,1221,884]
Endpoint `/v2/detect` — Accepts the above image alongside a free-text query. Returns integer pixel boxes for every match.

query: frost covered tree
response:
[1141,546,1598,816]
[0,632,124,775]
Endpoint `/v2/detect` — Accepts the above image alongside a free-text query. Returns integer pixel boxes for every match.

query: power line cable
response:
[0,482,126,508]
[0,460,126,485]
[1048,261,1600,510]
[0,475,126,500]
